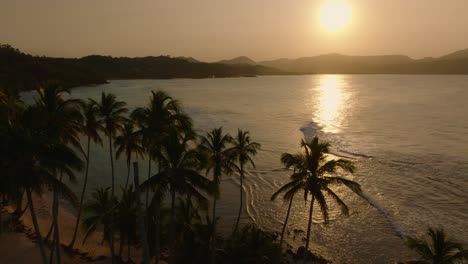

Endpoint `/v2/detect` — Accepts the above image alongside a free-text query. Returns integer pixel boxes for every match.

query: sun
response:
[319,0,352,32]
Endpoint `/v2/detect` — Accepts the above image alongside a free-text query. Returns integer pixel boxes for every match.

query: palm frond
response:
[324,187,349,216]
[325,176,362,195]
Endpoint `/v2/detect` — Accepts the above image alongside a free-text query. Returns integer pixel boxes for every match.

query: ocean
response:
[22,75,468,263]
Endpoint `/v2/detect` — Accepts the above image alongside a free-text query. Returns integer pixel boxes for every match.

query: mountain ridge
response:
[3,44,468,92]
[217,56,257,65]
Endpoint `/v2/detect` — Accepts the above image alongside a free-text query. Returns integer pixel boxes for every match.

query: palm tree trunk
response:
[125,160,131,190]
[186,194,191,225]
[169,187,176,264]
[109,133,115,199]
[154,207,161,264]
[12,192,29,223]
[13,190,24,217]
[154,160,161,264]
[26,189,49,264]
[0,207,3,235]
[133,162,151,264]
[50,173,63,264]
[234,164,244,233]
[69,136,91,248]
[46,173,64,243]
[127,238,131,262]
[53,190,61,264]
[108,133,116,263]
[49,231,56,264]
[119,232,124,259]
[146,157,151,208]
[44,192,58,242]
[45,219,54,242]
[304,196,315,256]
[280,197,294,248]
[211,195,217,264]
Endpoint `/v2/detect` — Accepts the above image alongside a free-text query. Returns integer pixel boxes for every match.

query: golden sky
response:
[1,0,468,61]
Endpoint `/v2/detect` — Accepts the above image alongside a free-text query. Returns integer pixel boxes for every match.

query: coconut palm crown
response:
[406,227,468,264]
[271,136,363,253]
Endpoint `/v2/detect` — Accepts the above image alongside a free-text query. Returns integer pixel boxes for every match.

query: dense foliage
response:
[0,44,282,92]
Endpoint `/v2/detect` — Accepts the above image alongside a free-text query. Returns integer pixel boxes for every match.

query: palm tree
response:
[91,92,127,199]
[82,187,116,250]
[114,120,144,189]
[273,136,363,256]
[406,227,468,264]
[131,90,192,206]
[115,185,138,261]
[231,129,260,233]
[198,127,234,263]
[270,180,296,248]
[131,90,192,262]
[4,105,82,264]
[171,197,211,264]
[141,131,212,262]
[69,100,104,248]
[35,82,84,263]
[0,88,25,217]
[0,88,23,128]
[91,92,128,260]
[35,82,83,150]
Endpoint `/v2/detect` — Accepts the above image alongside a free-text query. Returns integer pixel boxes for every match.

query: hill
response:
[259,52,468,74]
[0,44,106,91]
[438,48,468,61]
[4,44,468,92]
[0,45,282,91]
[217,56,257,65]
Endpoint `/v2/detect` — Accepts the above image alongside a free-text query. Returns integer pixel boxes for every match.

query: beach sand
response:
[0,193,113,263]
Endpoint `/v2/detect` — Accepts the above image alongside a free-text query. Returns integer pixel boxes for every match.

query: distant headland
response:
[2,44,468,91]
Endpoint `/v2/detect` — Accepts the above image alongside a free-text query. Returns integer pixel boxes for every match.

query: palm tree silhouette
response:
[270,169,297,248]
[91,92,128,261]
[91,92,128,197]
[82,187,116,251]
[141,131,211,262]
[406,227,468,264]
[273,136,363,256]
[35,82,84,263]
[231,129,260,233]
[4,105,82,264]
[198,127,234,263]
[131,90,192,263]
[131,90,192,206]
[114,120,145,189]
[0,88,25,217]
[115,185,138,261]
[69,99,104,248]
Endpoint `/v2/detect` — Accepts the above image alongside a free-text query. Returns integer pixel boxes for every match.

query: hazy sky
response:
[1,0,468,61]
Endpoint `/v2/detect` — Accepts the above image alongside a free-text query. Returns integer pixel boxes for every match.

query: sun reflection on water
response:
[314,75,349,133]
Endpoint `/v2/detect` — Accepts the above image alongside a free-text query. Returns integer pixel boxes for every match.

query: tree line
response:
[0,44,283,92]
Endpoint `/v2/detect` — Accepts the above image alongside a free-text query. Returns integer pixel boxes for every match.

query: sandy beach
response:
[0,193,112,264]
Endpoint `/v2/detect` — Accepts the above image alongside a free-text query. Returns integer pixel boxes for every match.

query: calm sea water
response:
[23,75,468,263]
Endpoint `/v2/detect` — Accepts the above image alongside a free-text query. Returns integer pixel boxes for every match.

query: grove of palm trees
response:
[0,83,467,264]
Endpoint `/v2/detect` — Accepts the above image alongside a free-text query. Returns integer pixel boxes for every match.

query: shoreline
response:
[0,193,112,263]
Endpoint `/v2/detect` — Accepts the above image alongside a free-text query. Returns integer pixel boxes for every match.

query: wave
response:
[299,121,324,139]
[360,193,405,239]
[390,159,422,165]
[335,149,374,159]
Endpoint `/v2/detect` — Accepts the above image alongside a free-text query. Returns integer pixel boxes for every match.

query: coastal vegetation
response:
[4,44,468,94]
[0,44,282,92]
[271,137,363,254]
[405,227,468,264]
[1,83,467,264]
